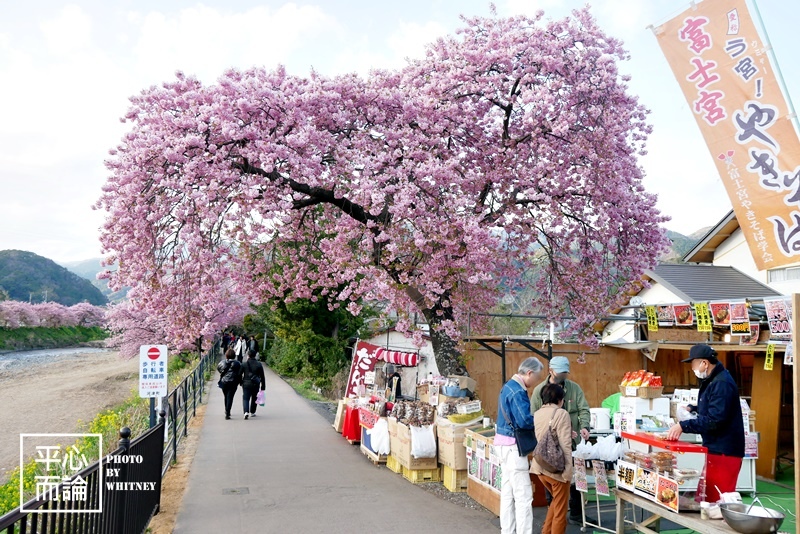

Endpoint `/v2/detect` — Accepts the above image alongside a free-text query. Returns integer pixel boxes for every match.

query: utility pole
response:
[43,290,47,302]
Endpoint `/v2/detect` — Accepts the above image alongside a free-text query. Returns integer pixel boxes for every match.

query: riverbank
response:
[0,325,108,353]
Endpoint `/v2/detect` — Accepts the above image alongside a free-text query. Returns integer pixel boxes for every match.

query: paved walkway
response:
[173,366,498,533]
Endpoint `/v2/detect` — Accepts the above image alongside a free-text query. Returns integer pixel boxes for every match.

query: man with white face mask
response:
[667,344,744,503]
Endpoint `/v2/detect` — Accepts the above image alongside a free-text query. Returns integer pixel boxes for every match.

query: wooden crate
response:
[401,465,441,484]
[467,477,500,516]
[386,454,403,473]
[360,443,388,465]
[442,465,468,492]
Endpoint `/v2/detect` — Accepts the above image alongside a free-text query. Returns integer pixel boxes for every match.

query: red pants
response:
[700,454,743,503]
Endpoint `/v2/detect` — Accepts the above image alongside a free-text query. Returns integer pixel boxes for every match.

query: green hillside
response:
[61,257,128,303]
[0,250,108,306]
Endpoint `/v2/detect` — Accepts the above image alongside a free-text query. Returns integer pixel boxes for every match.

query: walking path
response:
[173,366,498,533]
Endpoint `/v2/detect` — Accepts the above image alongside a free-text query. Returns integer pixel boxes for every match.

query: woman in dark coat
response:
[217,349,241,419]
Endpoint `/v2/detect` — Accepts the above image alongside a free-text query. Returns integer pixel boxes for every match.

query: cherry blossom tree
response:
[97,9,670,375]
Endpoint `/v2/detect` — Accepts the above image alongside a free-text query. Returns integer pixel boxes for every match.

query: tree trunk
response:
[403,287,467,376]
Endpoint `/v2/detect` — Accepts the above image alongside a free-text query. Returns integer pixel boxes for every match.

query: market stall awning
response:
[602,339,659,361]
[375,347,419,366]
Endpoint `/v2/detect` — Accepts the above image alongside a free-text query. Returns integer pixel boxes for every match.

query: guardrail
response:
[0,423,165,534]
[0,338,221,532]
[162,340,220,475]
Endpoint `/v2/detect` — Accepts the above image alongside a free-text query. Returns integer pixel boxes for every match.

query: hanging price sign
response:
[764,344,775,371]
[694,303,713,333]
[645,306,658,332]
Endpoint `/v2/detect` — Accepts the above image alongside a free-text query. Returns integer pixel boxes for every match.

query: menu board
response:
[574,459,588,492]
[655,475,679,512]
[593,460,610,496]
[616,460,636,491]
[634,467,657,499]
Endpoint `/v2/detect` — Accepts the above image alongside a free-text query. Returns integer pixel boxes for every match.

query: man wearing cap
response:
[667,343,744,503]
[530,356,591,525]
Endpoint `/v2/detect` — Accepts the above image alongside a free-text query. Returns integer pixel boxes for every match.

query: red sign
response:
[147,347,161,360]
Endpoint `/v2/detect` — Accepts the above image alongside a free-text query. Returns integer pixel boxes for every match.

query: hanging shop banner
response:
[764,296,792,341]
[645,305,659,331]
[654,0,800,270]
[674,303,694,326]
[695,302,713,332]
[739,323,759,345]
[656,305,675,327]
[764,343,774,370]
[784,342,794,366]
[709,301,731,326]
[729,301,751,336]
[345,341,381,398]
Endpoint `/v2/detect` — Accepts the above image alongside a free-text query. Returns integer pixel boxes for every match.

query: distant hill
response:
[661,227,709,263]
[60,257,128,303]
[0,250,108,306]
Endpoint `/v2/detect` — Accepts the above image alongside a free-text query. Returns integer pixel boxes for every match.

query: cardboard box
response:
[436,418,469,470]
[448,375,477,393]
[394,420,438,470]
[332,399,346,433]
[388,416,400,455]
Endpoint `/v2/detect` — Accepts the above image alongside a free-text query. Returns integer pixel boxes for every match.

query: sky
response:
[1,0,798,264]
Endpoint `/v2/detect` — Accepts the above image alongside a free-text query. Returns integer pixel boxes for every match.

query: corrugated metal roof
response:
[646,263,783,302]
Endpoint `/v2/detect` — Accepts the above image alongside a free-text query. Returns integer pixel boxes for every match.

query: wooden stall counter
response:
[613,489,739,534]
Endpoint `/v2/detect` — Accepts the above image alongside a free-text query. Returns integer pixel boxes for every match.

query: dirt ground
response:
[0,349,139,483]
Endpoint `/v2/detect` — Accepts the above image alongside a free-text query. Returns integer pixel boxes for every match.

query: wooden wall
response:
[751,355,784,478]
[464,341,642,420]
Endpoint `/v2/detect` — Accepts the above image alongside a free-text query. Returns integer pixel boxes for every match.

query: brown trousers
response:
[538,474,570,534]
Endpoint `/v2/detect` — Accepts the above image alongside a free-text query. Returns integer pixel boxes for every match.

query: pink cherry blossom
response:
[96,9,670,374]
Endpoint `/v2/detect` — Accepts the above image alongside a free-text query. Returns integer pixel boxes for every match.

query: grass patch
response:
[283,377,328,401]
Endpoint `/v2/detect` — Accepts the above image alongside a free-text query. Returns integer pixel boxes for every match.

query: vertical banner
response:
[345,341,380,398]
[654,0,800,270]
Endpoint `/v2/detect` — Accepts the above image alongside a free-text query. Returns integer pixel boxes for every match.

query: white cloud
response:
[128,4,338,84]
[39,4,93,57]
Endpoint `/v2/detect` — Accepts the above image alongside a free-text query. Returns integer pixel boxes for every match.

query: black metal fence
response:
[0,422,164,534]
[0,339,221,533]
[162,340,220,475]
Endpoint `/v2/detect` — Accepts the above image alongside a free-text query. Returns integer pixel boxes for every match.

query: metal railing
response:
[0,422,165,534]
[0,338,221,533]
[161,340,219,474]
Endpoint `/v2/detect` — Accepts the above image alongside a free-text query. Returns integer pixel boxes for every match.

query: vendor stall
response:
[613,432,728,533]
[613,489,740,534]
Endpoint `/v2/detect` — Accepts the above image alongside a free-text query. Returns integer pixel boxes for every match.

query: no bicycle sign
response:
[139,345,168,398]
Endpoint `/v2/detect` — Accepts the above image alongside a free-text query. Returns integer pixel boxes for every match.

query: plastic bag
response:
[677,405,697,421]
[256,390,265,406]
[409,424,437,458]
[368,418,391,455]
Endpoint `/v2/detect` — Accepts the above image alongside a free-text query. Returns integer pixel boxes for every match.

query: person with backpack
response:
[530,383,573,534]
[240,349,266,419]
[217,349,241,420]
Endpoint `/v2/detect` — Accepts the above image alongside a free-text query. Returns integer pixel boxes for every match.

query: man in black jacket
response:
[240,349,266,419]
[667,344,744,502]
